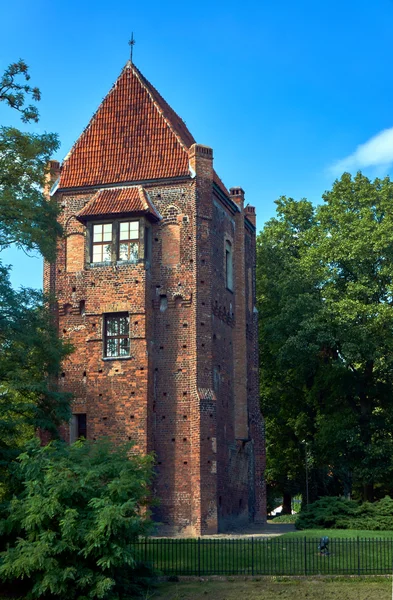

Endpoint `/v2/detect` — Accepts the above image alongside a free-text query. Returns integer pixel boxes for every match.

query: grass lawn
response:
[136,532,393,576]
[281,529,393,539]
[152,578,393,600]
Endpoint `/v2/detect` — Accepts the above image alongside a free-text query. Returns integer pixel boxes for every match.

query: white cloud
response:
[330,127,393,176]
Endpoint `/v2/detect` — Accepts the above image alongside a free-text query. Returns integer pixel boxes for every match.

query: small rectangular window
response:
[104,313,130,358]
[119,221,139,262]
[226,240,233,291]
[70,413,87,443]
[92,223,112,263]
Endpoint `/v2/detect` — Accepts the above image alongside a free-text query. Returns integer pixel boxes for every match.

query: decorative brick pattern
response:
[47,62,266,536]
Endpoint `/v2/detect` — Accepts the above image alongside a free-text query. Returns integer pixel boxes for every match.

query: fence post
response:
[198,537,201,577]
[304,537,307,576]
[252,537,254,576]
[357,537,360,576]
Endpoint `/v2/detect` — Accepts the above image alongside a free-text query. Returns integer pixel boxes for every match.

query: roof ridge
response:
[130,63,195,153]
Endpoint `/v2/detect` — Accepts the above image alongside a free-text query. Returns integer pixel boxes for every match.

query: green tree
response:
[258,173,393,504]
[257,197,322,510]
[0,59,70,497]
[0,438,154,599]
[0,59,61,259]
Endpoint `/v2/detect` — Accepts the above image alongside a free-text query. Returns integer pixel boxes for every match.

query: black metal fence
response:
[133,537,393,576]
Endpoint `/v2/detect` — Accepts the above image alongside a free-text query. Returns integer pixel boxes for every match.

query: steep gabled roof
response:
[76,186,161,221]
[59,61,195,189]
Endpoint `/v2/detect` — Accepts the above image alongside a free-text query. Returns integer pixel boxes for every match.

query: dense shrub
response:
[0,437,154,599]
[271,514,298,524]
[295,496,393,530]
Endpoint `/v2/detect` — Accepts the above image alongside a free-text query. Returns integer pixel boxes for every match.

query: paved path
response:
[152,521,296,539]
[204,522,296,539]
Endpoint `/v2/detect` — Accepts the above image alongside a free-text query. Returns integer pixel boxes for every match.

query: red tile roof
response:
[77,186,161,221]
[59,61,232,200]
[59,62,195,189]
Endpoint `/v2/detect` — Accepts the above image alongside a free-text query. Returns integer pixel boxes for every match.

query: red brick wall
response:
[49,155,266,534]
[147,182,199,535]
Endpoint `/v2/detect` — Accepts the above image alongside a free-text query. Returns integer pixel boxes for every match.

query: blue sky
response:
[2,0,393,289]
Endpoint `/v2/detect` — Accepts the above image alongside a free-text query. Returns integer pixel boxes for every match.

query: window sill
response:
[88,259,145,268]
[116,259,141,265]
[226,287,234,294]
[102,355,133,361]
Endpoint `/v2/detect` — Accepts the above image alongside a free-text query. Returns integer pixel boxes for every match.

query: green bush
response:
[295,496,393,530]
[271,514,298,523]
[0,437,154,599]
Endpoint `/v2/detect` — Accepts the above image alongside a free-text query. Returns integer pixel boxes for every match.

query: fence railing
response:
[133,537,393,576]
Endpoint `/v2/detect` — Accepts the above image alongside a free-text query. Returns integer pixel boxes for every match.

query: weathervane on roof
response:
[128,33,136,63]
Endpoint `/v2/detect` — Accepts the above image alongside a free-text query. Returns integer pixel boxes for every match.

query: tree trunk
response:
[363,482,374,503]
[342,470,352,500]
[282,492,292,514]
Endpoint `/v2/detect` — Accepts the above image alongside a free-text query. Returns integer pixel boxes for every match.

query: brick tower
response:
[45,61,266,535]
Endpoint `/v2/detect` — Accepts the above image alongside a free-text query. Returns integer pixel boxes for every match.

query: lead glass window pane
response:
[120,222,129,237]
[119,243,128,261]
[92,223,112,263]
[104,314,130,358]
[119,221,139,241]
[129,242,138,262]
[103,244,112,262]
[93,226,103,242]
[93,246,102,262]
[129,222,139,237]
[118,221,139,261]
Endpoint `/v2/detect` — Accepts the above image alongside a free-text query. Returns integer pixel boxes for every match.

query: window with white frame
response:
[119,221,139,262]
[92,223,112,263]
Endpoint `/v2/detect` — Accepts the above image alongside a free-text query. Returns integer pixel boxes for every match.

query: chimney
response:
[44,160,61,199]
[230,187,245,210]
[244,204,256,227]
[189,144,213,178]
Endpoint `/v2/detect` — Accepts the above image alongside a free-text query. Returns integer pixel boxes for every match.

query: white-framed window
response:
[92,223,112,263]
[119,221,139,262]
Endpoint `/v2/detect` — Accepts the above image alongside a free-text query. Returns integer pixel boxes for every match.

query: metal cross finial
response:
[128,33,135,63]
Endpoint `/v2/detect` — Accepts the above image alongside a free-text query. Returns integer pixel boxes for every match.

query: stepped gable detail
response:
[59,62,195,189]
[76,187,161,221]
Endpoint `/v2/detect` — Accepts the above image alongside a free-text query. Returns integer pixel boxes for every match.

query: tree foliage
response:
[0,59,61,261]
[0,60,70,498]
[295,495,393,531]
[258,172,393,504]
[0,263,72,494]
[0,438,155,599]
[0,127,61,260]
[0,61,156,599]
[0,59,41,123]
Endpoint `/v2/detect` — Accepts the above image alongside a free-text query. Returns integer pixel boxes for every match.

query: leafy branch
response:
[0,59,41,123]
